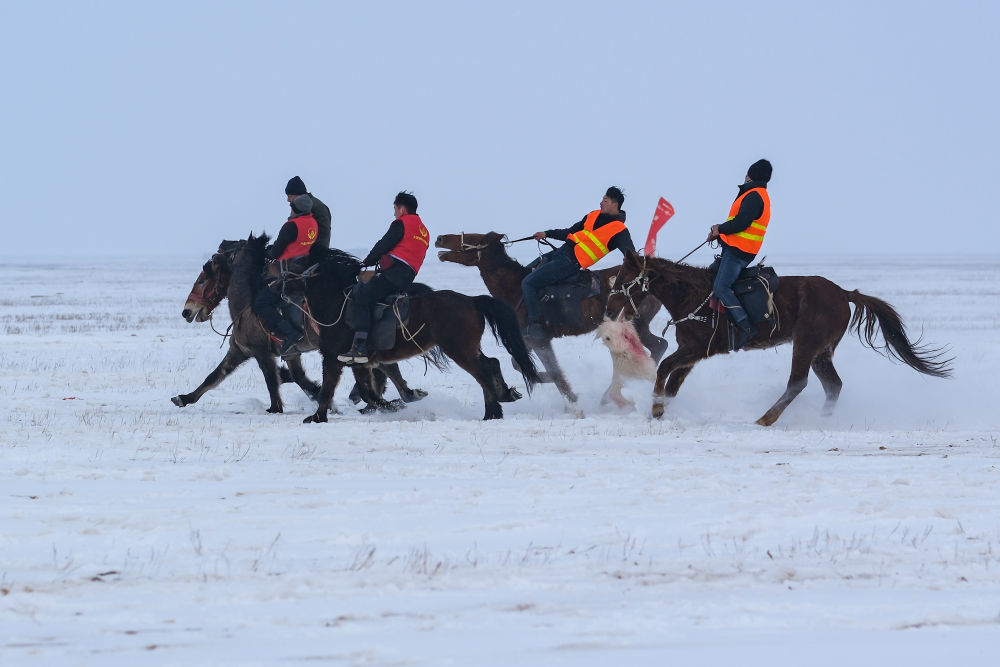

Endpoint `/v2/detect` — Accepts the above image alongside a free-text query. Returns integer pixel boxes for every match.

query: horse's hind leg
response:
[172,348,248,409]
[756,345,815,426]
[442,346,505,419]
[482,354,521,403]
[810,349,843,417]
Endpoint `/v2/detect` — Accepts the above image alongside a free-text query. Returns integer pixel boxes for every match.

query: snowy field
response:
[2,251,999,665]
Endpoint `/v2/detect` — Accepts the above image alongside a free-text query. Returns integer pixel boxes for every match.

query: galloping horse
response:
[434,232,667,402]
[174,238,426,413]
[284,235,541,422]
[610,252,953,425]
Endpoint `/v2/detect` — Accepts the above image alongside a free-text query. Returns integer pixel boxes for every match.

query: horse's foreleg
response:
[171,348,249,408]
[756,348,813,426]
[531,342,578,404]
[304,355,344,424]
[650,349,700,419]
[635,298,669,363]
[254,354,284,413]
[383,362,428,403]
[810,349,843,417]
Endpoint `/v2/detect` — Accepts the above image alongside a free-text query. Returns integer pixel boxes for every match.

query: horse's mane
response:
[310,247,362,288]
[483,233,531,273]
[643,255,714,290]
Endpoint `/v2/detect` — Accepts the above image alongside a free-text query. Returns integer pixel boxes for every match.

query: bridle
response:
[608,255,650,317]
[185,254,230,312]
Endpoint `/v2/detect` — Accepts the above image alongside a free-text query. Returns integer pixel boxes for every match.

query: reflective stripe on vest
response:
[381,213,429,274]
[719,188,770,255]
[276,214,319,261]
[567,210,627,268]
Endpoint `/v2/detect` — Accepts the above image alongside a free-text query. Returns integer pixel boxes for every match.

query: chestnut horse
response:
[610,252,953,425]
[174,238,425,413]
[434,231,667,403]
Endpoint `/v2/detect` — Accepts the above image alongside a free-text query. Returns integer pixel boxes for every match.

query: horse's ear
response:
[486,232,503,244]
[247,231,255,242]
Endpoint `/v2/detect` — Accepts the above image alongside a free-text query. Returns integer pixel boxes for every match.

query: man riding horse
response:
[521,186,635,343]
[251,193,318,357]
[339,191,429,365]
[707,158,773,351]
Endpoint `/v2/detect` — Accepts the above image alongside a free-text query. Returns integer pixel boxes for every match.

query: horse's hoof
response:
[381,399,406,413]
[651,402,664,419]
[755,415,776,427]
[266,406,283,414]
[359,404,377,415]
[499,387,522,403]
[171,395,187,407]
[303,412,326,424]
[402,388,428,403]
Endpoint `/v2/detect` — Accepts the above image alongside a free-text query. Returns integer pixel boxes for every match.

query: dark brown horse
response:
[174,238,425,413]
[288,236,541,422]
[609,251,953,425]
[434,231,667,403]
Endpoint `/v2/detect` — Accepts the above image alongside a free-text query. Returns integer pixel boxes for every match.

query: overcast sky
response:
[1,0,995,262]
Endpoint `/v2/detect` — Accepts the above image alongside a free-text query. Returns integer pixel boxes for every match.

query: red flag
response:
[642,197,674,256]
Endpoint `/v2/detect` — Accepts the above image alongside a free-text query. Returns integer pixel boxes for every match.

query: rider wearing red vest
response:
[252,194,318,357]
[707,158,772,351]
[339,191,428,365]
[520,186,635,342]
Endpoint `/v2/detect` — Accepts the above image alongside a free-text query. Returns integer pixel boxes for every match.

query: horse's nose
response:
[433,236,445,248]
[182,309,192,321]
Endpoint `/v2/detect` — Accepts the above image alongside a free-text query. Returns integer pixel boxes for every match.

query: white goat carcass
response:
[596,318,657,409]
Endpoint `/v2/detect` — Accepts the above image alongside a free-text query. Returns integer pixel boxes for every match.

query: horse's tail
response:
[473,295,541,389]
[847,290,953,378]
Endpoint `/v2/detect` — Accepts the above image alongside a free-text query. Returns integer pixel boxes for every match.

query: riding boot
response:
[522,321,545,344]
[734,318,757,351]
[337,332,370,364]
[276,320,304,358]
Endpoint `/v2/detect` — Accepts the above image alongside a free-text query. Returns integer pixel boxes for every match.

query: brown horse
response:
[434,231,667,402]
[609,251,953,425]
[174,239,425,413]
[286,236,541,422]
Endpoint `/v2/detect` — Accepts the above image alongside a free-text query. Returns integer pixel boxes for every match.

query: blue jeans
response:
[712,248,751,324]
[520,250,579,323]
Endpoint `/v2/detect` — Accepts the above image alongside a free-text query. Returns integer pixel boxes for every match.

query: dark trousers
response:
[353,262,415,334]
[520,250,579,323]
[712,247,752,324]
[252,285,294,335]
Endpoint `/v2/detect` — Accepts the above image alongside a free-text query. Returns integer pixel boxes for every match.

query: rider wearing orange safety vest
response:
[707,159,772,351]
[520,186,635,342]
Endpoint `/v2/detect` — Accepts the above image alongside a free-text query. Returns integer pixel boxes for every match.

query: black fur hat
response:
[285,176,308,196]
[747,159,772,183]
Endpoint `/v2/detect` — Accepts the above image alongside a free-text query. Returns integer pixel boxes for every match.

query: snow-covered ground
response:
[2,252,999,665]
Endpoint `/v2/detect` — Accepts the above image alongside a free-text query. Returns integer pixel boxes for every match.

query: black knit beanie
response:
[285,176,308,196]
[747,159,772,183]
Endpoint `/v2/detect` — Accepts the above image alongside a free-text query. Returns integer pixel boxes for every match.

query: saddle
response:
[538,270,601,328]
[709,259,780,326]
[344,285,413,352]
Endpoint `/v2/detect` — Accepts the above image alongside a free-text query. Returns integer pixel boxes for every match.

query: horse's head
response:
[434,231,505,266]
[181,242,237,322]
[606,251,651,319]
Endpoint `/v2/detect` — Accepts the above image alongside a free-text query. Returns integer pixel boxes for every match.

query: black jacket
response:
[363,219,404,267]
[545,211,635,265]
[718,181,767,262]
[309,194,332,249]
